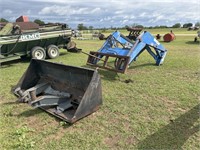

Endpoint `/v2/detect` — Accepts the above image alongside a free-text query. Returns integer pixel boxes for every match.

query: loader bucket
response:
[13,59,102,123]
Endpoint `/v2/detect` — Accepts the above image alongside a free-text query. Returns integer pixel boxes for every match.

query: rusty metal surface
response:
[13,59,102,123]
[163,33,175,42]
[126,27,143,41]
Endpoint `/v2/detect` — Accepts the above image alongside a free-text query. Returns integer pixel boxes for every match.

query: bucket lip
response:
[31,58,97,72]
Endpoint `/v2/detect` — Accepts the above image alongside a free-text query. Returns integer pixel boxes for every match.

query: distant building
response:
[16,16,29,22]
[14,15,40,31]
[0,16,40,34]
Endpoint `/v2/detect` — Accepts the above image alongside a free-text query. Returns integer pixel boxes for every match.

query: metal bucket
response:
[13,59,102,123]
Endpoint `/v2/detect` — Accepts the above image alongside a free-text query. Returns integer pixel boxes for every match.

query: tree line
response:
[0,18,199,30]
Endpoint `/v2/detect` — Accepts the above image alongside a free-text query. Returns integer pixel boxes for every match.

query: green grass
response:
[0,29,199,149]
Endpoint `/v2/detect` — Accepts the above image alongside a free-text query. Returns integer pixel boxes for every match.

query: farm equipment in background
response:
[13,59,102,123]
[163,31,175,42]
[86,31,167,73]
[99,26,143,41]
[156,34,161,40]
[98,33,107,40]
[188,26,199,31]
[0,24,81,63]
[126,27,143,41]
[194,31,200,42]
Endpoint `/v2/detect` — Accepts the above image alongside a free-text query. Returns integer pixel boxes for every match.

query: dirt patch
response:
[126,136,138,145]
[104,135,121,147]
[159,96,178,113]
[27,116,56,130]
[43,127,66,142]
[104,134,138,147]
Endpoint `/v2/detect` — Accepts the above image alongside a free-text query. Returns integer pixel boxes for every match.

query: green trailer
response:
[0,28,80,63]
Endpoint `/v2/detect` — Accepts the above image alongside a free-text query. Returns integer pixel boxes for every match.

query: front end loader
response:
[86,31,167,73]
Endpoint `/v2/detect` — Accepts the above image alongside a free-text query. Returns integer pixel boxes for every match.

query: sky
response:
[0,0,199,28]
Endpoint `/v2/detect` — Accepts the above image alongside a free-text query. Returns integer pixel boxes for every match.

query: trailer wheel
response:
[47,45,59,59]
[31,46,46,60]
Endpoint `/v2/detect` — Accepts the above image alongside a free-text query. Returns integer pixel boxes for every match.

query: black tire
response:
[89,54,99,64]
[47,45,59,59]
[114,58,126,70]
[31,46,46,60]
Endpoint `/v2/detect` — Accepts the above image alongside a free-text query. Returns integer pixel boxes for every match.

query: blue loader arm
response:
[86,31,168,73]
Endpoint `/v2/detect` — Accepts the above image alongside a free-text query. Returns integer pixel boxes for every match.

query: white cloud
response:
[140,12,146,17]
[149,0,173,2]
[3,9,13,14]
[115,10,124,14]
[39,5,102,16]
[121,19,129,24]
[1,0,199,28]
[91,8,101,13]
[100,16,112,21]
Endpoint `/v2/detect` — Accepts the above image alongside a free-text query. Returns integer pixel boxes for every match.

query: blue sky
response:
[0,0,199,28]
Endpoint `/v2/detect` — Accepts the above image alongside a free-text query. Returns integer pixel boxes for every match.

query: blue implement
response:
[87,31,167,73]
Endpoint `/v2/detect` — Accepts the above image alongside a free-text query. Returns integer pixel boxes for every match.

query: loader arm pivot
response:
[87,31,167,73]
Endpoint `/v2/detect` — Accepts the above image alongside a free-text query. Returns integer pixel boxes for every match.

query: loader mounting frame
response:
[87,51,130,73]
[86,31,167,73]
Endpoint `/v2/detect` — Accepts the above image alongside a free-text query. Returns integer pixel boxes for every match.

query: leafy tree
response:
[187,23,193,27]
[135,25,144,28]
[154,25,159,28]
[195,22,200,27]
[159,25,168,28]
[77,23,88,30]
[183,23,193,28]
[64,24,69,29]
[34,19,45,25]
[124,25,129,28]
[110,26,117,30]
[150,25,168,29]
[132,23,138,27]
[88,26,93,30]
[172,23,181,28]
[0,18,9,22]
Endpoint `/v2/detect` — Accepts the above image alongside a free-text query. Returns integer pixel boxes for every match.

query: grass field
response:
[102,28,198,35]
[0,29,199,149]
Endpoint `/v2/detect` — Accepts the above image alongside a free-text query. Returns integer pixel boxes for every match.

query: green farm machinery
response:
[0,24,80,63]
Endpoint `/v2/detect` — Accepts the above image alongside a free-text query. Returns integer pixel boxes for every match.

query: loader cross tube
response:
[87,51,130,73]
